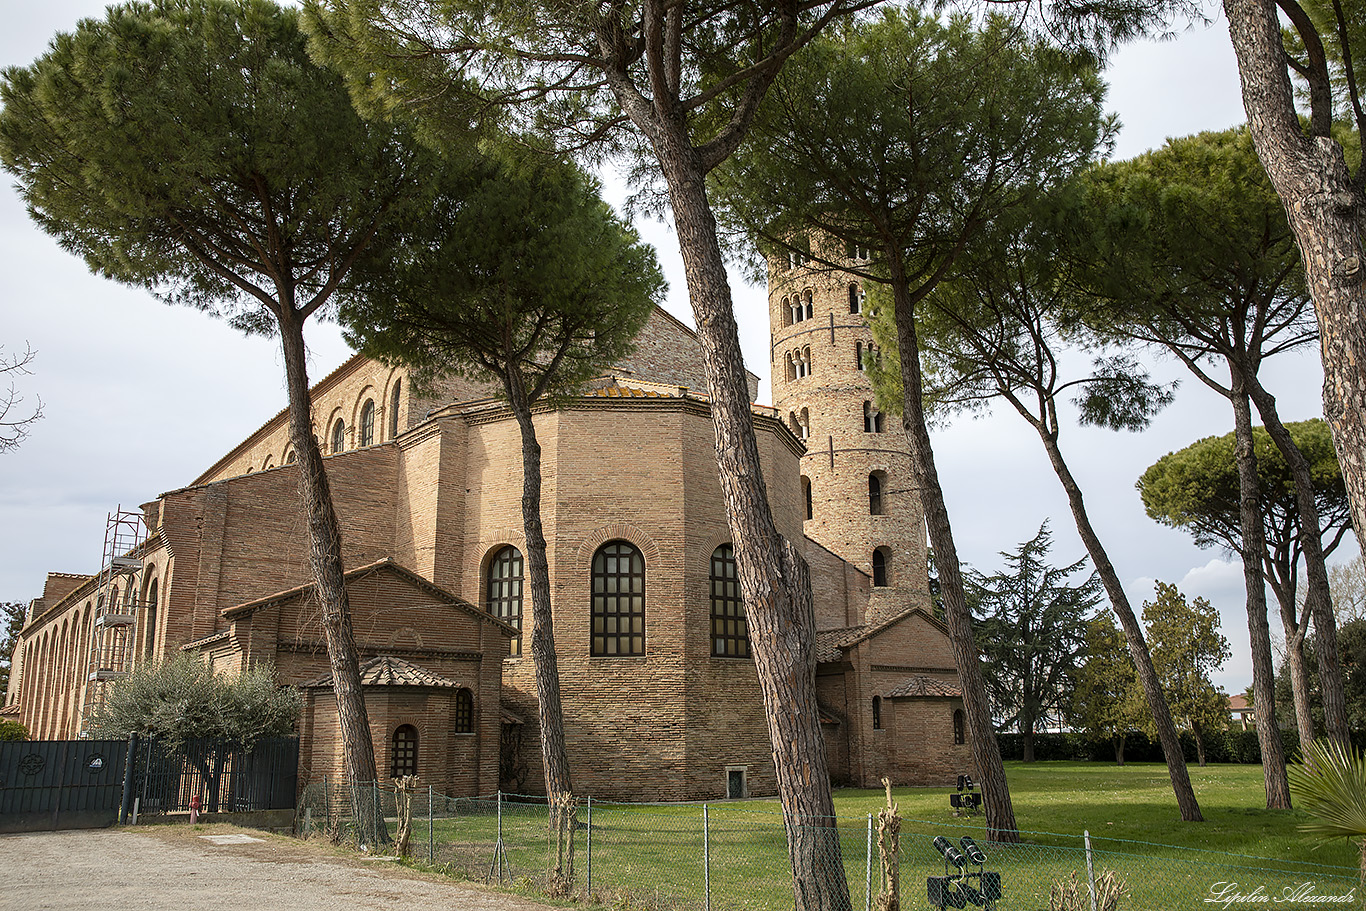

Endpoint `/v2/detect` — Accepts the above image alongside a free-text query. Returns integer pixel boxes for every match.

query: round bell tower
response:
[767,235,931,624]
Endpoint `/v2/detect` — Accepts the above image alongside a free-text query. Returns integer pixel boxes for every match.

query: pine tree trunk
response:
[886,250,1018,842]
[1114,735,1125,766]
[1022,723,1035,764]
[1035,432,1203,820]
[277,308,388,845]
[504,382,573,801]
[654,135,852,911]
[1230,371,1292,809]
[1246,378,1349,747]
[1225,0,1366,550]
[1284,623,1316,751]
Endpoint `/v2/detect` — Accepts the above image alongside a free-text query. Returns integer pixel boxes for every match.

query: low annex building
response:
[5,296,973,800]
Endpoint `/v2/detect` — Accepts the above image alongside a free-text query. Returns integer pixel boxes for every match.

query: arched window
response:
[801,346,812,377]
[869,472,885,516]
[143,578,159,660]
[872,548,890,587]
[455,689,474,734]
[359,399,375,447]
[799,407,810,440]
[710,544,750,658]
[873,696,883,731]
[389,378,402,439]
[953,709,966,745]
[856,341,865,371]
[803,291,814,320]
[285,448,296,464]
[591,541,645,656]
[262,455,273,470]
[785,351,796,381]
[801,476,813,520]
[486,545,525,657]
[782,297,794,327]
[331,418,345,454]
[849,284,862,314]
[792,296,805,323]
[391,725,418,777]
[863,402,885,434]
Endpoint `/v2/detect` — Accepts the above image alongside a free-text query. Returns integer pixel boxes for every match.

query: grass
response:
[346,762,1364,911]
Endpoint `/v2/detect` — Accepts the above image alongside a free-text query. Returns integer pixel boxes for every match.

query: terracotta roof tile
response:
[885,675,961,699]
[302,656,461,689]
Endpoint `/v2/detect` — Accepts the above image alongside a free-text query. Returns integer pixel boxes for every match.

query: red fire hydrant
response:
[189,794,202,824]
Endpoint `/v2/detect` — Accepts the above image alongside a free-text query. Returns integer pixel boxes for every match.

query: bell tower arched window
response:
[331,418,345,454]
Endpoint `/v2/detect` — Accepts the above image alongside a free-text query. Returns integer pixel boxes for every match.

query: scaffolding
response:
[78,507,148,733]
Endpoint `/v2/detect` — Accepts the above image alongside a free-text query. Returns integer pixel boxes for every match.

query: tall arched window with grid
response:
[591,541,645,656]
[710,544,750,658]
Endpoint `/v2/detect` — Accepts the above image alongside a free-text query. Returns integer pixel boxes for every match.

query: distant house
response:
[1229,693,1254,731]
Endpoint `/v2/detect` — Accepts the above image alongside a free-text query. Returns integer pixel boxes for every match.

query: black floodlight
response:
[956,774,967,791]
[933,835,966,870]
[964,774,975,791]
[959,836,987,865]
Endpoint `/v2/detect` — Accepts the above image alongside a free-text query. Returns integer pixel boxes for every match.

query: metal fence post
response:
[586,796,593,899]
[1085,829,1097,911]
[865,813,873,911]
[428,785,434,865]
[703,803,711,911]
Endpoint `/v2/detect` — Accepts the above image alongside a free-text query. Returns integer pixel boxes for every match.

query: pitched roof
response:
[815,626,866,663]
[302,655,462,689]
[885,675,961,699]
[219,558,518,637]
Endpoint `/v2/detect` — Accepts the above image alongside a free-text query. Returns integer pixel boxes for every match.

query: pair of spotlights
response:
[933,834,986,869]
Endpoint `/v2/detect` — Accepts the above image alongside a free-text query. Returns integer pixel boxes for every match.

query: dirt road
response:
[0,824,553,911]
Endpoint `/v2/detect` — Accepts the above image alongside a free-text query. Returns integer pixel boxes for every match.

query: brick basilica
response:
[3,251,972,801]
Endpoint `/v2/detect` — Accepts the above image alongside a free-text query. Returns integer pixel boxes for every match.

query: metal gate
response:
[0,739,132,833]
[0,736,298,832]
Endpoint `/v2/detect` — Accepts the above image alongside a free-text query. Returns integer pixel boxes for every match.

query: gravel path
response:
[0,824,554,911]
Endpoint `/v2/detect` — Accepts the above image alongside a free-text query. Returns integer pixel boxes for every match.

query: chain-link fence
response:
[295,782,1361,910]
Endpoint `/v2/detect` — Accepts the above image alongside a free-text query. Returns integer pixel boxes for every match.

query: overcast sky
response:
[0,2,1346,694]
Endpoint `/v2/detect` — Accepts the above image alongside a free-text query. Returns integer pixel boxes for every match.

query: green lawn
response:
[382,763,1363,911]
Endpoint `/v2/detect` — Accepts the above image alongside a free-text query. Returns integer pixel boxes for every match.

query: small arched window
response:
[487,545,525,657]
[799,407,810,440]
[389,378,402,439]
[710,544,750,658]
[863,401,875,433]
[285,449,297,464]
[872,548,890,588]
[856,341,865,371]
[869,473,884,516]
[331,418,346,454]
[953,709,966,745]
[782,297,794,327]
[873,696,883,731]
[785,352,796,381]
[359,399,375,447]
[801,476,813,520]
[849,284,862,314]
[591,541,645,656]
[803,291,814,320]
[391,725,418,777]
[455,689,474,734]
